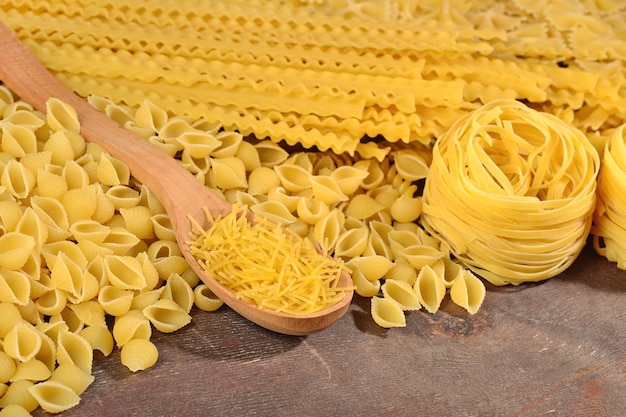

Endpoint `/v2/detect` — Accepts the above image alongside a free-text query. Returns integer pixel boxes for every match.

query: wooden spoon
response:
[0,23,353,336]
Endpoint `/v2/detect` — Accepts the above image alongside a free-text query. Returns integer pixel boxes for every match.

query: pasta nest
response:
[421,99,600,285]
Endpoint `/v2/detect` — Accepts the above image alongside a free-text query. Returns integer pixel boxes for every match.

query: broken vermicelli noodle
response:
[421,100,600,285]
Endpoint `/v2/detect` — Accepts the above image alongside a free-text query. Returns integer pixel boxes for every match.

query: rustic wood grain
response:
[33,242,626,417]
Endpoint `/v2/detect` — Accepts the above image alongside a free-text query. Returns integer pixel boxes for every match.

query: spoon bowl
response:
[0,23,353,335]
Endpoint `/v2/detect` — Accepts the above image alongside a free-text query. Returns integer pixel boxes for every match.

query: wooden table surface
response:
[34,242,625,417]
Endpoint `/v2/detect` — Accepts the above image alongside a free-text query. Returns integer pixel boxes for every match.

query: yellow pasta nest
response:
[421,100,600,285]
[188,204,350,314]
[592,124,626,269]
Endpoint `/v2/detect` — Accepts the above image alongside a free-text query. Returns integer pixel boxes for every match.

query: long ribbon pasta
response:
[592,124,626,269]
[421,100,600,285]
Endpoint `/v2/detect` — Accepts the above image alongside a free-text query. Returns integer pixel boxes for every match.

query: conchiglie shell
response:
[286,218,309,238]
[35,288,67,316]
[17,299,42,326]
[450,270,486,314]
[146,135,178,156]
[394,150,430,181]
[254,139,289,167]
[130,287,164,311]
[4,107,44,129]
[69,219,110,243]
[310,175,348,205]
[211,130,243,158]
[1,160,36,199]
[62,186,98,225]
[91,184,116,224]
[0,351,16,384]
[10,359,51,382]
[34,331,56,373]
[382,279,421,311]
[0,302,25,337]
[193,284,224,312]
[16,207,48,249]
[0,379,38,412]
[399,244,445,269]
[157,116,194,138]
[56,331,93,373]
[104,255,148,290]
[49,363,94,395]
[98,285,134,316]
[363,232,393,258]
[69,301,106,327]
[313,208,345,253]
[0,269,31,306]
[50,307,83,333]
[42,240,88,269]
[97,153,130,186]
[104,185,141,209]
[120,338,159,372]
[345,194,386,220]
[151,213,176,241]
[28,380,80,413]
[224,189,259,207]
[78,325,114,356]
[61,160,89,190]
[151,255,188,281]
[296,196,330,225]
[0,200,24,231]
[371,296,406,328]
[211,156,247,189]
[135,99,168,131]
[177,131,221,158]
[20,152,52,177]
[1,123,37,157]
[442,258,465,287]
[235,140,261,171]
[334,228,369,258]
[100,227,141,255]
[356,159,385,190]
[142,299,192,333]
[267,186,300,212]
[113,310,152,347]
[390,194,422,223]
[248,166,281,195]
[120,206,155,240]
[3,321,42,362]
[0,404,32,417]
[161,273,194,314]
[388,230,422,259]
[0,232,35,270]
[274,164,312,192]
[287,152,314,172]
[413,265,446,314]
[330,165,368,196]
[347,255,393,282]
[250,200,297,225]
[46,97,80,132]
[30,196,71,242]
[137,252,161,290]
[384,259,418,285]
[43,130,75,165]
[353,270,381,298]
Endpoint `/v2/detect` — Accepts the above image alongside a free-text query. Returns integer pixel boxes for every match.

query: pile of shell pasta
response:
[1,0,626,414]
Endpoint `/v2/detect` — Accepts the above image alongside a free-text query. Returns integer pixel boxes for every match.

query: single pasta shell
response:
[46,97,80,133]
[35,288,67,316]
[120,339,159,372]
[0,379,38,412]
[211,156,248,189]
[176,131,221,158]
[162,273,195,314]
[334,228,369,259]
[211,130,243,158]
[113,310,152,347]
[371,296,406,328]
[2,123,37,157]
[275,164,312,192]
[329,165,368,196]
[78,325,114,357]
[49,363,95,396]
[0,268,31,306]
[150,213,176,241]
[56,331,93,374]
[384,259,418,286]
[98,285,134,317]
[310,175,349,205]
[254,139,289,167]
[0,351,17,384]
[399,244,445,269]
[97,153,130,186]
[250,200,297,225]
[413,265,446,314]
[4,321,42,362]
[296,197,330,225]
[450,270,486,315]
[193,284,224,312]
[344,194,386,220]
[390,194,422,223]
[235,140,261,171]
[28,380,80,413]
[0,404,32,417]
[11,359,52,383]
[347,255,393,282]
[382,279,421,311]
[104,185,141,209]
[142,299,192,333]
[247,166,281,196]
[69,301,106,327]
[353,270,381,298]
[394,151,430,181]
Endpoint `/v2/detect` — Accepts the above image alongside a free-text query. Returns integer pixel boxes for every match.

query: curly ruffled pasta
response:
[421,100,600,285]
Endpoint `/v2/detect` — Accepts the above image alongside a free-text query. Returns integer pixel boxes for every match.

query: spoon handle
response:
[0,23,231,226]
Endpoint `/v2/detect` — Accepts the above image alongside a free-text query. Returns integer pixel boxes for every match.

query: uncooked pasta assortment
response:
[0,0,625,414]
